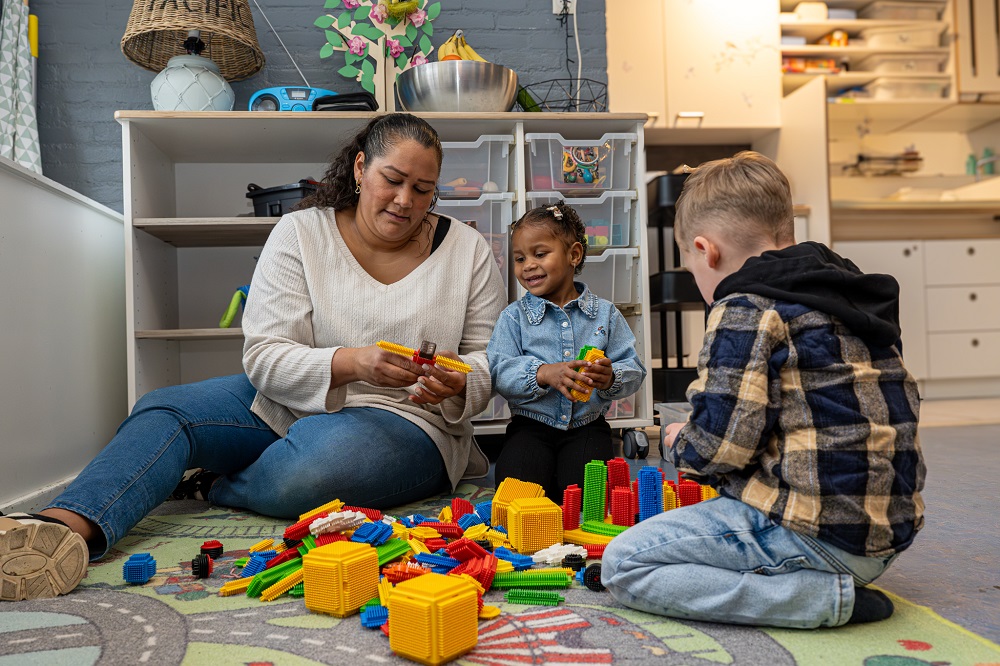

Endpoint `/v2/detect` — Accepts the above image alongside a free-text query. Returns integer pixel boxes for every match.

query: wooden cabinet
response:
[607,0,781,132]
[117,111,654,435]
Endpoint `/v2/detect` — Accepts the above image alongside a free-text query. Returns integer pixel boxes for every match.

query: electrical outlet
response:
[552,0,575,15]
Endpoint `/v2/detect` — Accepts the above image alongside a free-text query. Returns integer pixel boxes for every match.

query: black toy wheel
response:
[191,553,213,578]
[583,563,605,591]
[622,429,649,460]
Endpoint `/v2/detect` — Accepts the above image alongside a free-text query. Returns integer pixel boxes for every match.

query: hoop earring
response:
[355,183,361,194]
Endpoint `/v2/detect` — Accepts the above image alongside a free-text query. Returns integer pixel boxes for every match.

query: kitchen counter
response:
[831,200,1000,242]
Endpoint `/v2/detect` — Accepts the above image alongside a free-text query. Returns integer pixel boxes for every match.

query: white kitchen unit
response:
[117,111,654,437]
[607,0,782,137]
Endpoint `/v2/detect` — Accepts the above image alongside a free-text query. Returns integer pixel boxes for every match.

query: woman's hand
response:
[334,344,427,389]
[577,357,614,392]
[536,360,592,402]
[409,350,468,405]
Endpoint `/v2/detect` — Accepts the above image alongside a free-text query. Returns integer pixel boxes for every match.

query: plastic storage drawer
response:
[856,53,946,74]
[578,248,639,305]
[473,395,509,423]
[605,394,635,420]
[436,193,513,291]
[525,133,635,195]
[864,76,948,100]
[439,135,514,199]
[860,24,944,48]
[524,191,636,249]
[858,1,943,20]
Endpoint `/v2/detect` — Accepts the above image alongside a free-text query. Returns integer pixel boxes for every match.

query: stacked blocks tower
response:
[569,346,606,401]
[582,460,608,523]
[638,467,663,522]
[561,484,581,531]
[610,486,634,526]
[491,477,545,529]
[663,482,678,511]
[388,572,480,666]
[606,457,630,512]
[678,479,703,507]
[506,497,563,554]
[302,541,378,617]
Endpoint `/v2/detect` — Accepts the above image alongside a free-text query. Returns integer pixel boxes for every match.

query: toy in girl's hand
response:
[562,147,601,185]
[569,346,606,401]
[377,340,473,374]
[219,284,250,328]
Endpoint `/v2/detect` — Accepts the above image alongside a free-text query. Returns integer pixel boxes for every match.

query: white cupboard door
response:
[662,0,781,129]
[834,241,928,380]
[606,0,666,127]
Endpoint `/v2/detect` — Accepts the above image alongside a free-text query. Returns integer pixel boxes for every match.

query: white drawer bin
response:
[439,135,513,199]
[436,193,513,292]
[926,285,1000,332]
[525,133,635,195]
[578,248,639,305]
[524,191,635,249]
[928,331,1000,379]
[924,239,1000,286]
[473,394,509,423]
[856,53,947,74]
[864,77,948,100]
[605,394,635,420]
[860,24,944,48]
[859,1,944,20]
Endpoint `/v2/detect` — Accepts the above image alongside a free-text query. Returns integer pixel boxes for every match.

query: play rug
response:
[1,486,998,666]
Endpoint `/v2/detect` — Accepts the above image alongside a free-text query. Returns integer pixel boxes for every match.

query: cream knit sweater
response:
[242,207,508,488]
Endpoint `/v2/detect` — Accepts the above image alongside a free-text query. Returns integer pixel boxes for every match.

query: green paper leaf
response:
[338,64,360,78]
[325,0,341,7]
[406,24,417,41]
[314,14,335,28]
[396,35,412,48]
[345,51,358,64]
[426,2,441,20]
[419,34,433,55]
[361,73,375,94]
[361,59,375,77]
[422,22,433,36]
[337,11,351,28]
[396,54,408,69]
[363,24,385,41]
[355,6,368,20]
[326,30,345,46]
[320,43,335,58]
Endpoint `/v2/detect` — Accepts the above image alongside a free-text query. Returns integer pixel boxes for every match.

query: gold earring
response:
[355,182,361,194]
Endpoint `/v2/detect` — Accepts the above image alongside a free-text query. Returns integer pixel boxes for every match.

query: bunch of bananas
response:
[436,30,488,63]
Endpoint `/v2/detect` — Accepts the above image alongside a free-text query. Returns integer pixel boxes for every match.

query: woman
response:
[0,113,508,602]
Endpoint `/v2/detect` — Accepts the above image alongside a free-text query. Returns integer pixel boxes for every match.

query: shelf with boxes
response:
[780,0,951,103]
[117,111,653,434]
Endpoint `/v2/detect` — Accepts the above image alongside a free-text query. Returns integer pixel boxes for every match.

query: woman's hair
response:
[674,150,795,251]
[512,201,588,274]
[296,113,443,211]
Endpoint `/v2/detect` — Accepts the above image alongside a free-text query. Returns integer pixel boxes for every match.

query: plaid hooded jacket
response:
[672,242,925,558]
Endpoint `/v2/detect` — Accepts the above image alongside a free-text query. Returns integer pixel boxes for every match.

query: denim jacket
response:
[487,282,646,430]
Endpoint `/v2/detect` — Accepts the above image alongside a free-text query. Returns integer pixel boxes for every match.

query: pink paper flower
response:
[369,3,387,23]
[387,38,404,58]
[347,36,366,56]
[408,9,427,27]
[343,0,360,8]
[410,53,428,66]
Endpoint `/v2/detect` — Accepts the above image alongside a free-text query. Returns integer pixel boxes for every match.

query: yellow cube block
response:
[302,541,378,618]
[491,477,545,528]
[507,497,563,554]
[388,572,479,666]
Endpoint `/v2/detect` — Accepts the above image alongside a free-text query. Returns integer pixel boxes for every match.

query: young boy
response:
[602,151,925,629]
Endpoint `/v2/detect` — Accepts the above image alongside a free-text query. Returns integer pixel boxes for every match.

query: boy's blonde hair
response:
[674,151,795,252]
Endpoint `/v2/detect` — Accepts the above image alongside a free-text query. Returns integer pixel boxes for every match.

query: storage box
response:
[865,76,948,99]
[859,1,943,20]
[524,191,635,249]
[860,24,944,48]
[578,248,639,305]
[435,193,513,291]
[605,394,635,420]
[439,135,513,199]
[246,180,317,217]
[526,133,635,195]
[473,394,509,423]
[856,53,947,74]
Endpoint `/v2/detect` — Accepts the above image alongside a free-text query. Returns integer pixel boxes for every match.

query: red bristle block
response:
[611,486,635,527]
[343,505,382,522]
[263,548,302,569]
[314,533,349,547]
[562,484,582,531]
[284,512,328,541]
[678,479,702,506]
[420,522,464,539]
[583,543,606,558]
[451,497,474,520]
[445,538,489,562]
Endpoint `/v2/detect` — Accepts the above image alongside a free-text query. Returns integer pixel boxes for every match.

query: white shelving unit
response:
[117,111,654,437]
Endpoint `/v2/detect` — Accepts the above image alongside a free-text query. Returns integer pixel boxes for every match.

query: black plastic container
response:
[246,180,318,217]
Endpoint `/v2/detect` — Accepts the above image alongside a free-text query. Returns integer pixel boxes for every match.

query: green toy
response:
[219,284,250,328]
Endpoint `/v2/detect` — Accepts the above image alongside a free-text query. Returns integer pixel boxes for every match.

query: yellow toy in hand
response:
[570,346,606,401]
[377,340,472,374]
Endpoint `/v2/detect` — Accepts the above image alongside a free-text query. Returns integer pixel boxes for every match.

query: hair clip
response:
[546,205,563,220]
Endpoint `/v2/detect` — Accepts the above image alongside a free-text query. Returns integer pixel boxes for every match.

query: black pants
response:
[493,414,613,502]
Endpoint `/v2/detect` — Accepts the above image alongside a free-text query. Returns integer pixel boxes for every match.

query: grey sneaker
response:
[0,513,88,601]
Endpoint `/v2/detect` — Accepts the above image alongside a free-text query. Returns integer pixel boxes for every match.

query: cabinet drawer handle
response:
[967,246,975,256]
[903,248,911,257]
[970,292,978,301]
[673,111,704,128]
[972,338,980,347]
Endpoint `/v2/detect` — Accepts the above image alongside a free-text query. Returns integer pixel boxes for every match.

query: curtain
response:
[0,0,41,173]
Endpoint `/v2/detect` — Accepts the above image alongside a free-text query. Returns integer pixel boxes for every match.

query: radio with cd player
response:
[249,87,336,112]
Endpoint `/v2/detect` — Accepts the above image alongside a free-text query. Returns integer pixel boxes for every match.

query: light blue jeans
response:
[48,374,448,560]
[601,496,897,628]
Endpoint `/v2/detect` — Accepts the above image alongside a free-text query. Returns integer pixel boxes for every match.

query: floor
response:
[619,397,1000,644]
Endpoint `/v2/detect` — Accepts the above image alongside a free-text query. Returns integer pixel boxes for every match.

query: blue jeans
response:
[48,374,448,560]
[601,496,897,628]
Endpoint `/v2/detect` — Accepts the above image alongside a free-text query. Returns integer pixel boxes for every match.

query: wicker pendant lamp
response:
[122,0,265,111]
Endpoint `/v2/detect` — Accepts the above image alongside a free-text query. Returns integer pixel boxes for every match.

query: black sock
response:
[847,586,894,624]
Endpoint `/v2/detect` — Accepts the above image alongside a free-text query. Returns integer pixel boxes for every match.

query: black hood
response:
[714,242,902,347]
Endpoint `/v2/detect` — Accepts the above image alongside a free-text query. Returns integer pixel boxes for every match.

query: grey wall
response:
[30,0,608,212]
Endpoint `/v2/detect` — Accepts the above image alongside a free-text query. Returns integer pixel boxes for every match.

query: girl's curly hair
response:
[512,201,588,274]
[295,113,443,212]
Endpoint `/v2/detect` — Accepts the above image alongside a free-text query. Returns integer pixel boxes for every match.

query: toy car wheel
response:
[622,429,649,460]
[583,563,605,591]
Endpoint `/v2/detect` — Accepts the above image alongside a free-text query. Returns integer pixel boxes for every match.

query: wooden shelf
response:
[133,217,278,247]
[784,72,949,96]
[781,45,949,60]
[781,19,945,42]
[826,98,953,133]
[136,328,243,341]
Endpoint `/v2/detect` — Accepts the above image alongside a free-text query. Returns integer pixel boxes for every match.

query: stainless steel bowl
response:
[396,61,519,113]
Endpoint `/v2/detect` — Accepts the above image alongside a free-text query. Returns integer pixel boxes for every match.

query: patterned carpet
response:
[1,486,998,666]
